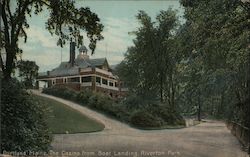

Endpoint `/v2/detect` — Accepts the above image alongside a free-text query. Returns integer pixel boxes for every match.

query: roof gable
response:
[38,58,111,77]
[88,58,106,66]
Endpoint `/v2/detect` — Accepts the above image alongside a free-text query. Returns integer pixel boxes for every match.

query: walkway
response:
[33,91,248,157]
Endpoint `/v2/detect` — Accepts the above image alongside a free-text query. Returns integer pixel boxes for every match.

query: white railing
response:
[96,68,113,76]
[96,84,119,91]
[81,82,92,86]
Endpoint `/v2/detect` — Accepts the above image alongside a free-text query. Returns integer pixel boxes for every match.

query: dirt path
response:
[33,91,248,157]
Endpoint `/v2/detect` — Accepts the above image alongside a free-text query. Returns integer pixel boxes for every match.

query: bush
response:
[88,93,126,115]
[43,86,77,101]
[109,104,131,122]
[145,103,185,126]
[121,94,159,110]
[1,79,52,152]
[42,87,185,128]
[81,92,131,122]
[88,92,105,110]
[130,110,164,127]
[76,90,93,105]
[120,94,144,110]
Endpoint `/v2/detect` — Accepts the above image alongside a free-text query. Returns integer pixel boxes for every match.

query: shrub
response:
[42,87,185,128]
[121,94,144,110]
[130,110,164,127]
[43,86,77,101]
[145,103,185,126]
[109,104,131,122]
[175,119,186,126]
[1,79,52,152]
[88,93,114,111]
[88,92,103,109]
[86,93,128,121]
[76,90,92,105]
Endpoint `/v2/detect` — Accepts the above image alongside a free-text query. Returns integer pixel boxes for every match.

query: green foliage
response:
[17,60,39,88]
[146,104,185,126]
[130,111,164,128]
[177,0,249,124]
[118,9,181,104]
[115,9,187,126]
[43,87,185,128]
[88,92,112,110]
[117,1,249,126]
[43,86,130,122]
[120,93,158,110]
[1,79,52,152]
[76,90,93,105]
[42,86,77,101]
[88,93,131,122]
[1,0,104,79]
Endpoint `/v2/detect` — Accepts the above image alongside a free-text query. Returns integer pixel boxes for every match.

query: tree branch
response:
[40,0,51,7]
[13,1,32,43]
[6,0,13,24]
[20,26,27,42]
[1,0,10,46]
[0,53,5,72]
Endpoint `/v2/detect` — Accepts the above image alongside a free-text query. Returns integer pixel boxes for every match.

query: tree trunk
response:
[3,45,15,80]
[217,92,224,118]
[160,72,163,102]
[197,90,201,121]
[171,73,175,108]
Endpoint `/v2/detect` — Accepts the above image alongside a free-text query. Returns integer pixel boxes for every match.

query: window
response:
[102,78,107,85]
[109,82,114,87]
[69,77,80,82]
[96,77,101,83]
[82,76,92,82]
[52,79,56,85]
[56,79,63,84]
[115,82,118,87]
[64,78,67,83]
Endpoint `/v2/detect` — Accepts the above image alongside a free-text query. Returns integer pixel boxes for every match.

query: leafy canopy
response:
[1,0,104,79]
[178,0,249,123]
[117,9,181,105]
[17,60,39,88]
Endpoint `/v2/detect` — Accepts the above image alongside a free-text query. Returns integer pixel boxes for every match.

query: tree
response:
[1,0,104,80]
[118,9,181,106]
[17,60,39,88]
[1,79,52,152]
[179,0,249,124]
[0,0,104,153]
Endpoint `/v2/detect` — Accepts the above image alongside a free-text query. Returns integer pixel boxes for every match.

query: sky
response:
[19,0,184,72]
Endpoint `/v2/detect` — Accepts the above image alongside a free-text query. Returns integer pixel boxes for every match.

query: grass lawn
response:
[35,96,105,134]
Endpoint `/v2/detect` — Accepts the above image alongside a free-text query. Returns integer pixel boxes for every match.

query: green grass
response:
[35,96,105,134]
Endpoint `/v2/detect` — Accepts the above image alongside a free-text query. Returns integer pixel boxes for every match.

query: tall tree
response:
[118,9,180,105]
[179,0,249,124]
[1,0,104,80]
[17,60,39,88]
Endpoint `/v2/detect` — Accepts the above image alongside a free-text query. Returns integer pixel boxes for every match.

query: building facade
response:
[37,42,127,98]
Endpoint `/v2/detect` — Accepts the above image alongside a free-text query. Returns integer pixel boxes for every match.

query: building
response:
[37,42,127,98]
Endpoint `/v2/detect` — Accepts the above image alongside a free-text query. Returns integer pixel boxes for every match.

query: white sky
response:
[18,0,184,72]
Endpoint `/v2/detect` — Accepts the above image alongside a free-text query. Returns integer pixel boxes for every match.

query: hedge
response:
[130,111,164,127]
[42,86,185,128]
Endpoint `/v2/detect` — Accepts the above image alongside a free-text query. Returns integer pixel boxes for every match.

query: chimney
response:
[69,41,76,66]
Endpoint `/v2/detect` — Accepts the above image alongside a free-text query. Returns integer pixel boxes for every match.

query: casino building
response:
[37,42,127,98]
